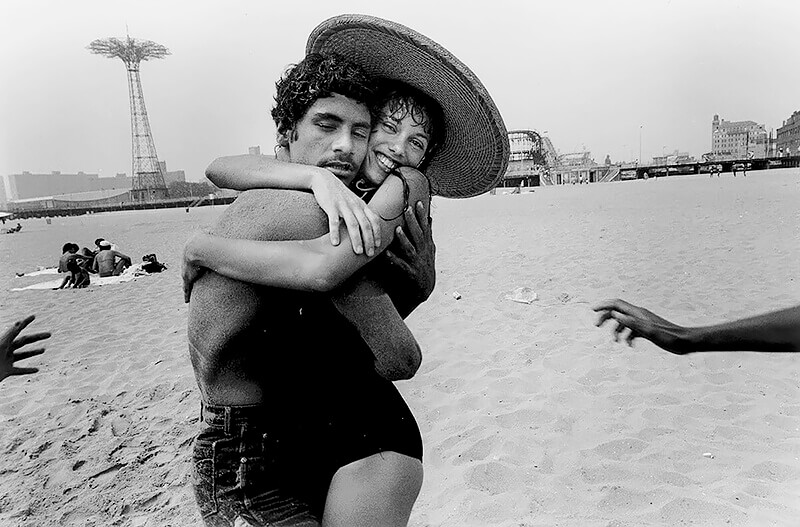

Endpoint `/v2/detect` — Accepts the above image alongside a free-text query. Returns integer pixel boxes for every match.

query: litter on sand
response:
[505,287,538,304]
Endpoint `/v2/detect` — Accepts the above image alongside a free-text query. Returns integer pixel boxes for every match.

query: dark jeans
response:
[192,403,320,527]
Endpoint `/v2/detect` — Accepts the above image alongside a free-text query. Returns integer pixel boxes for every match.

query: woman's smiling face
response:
[360,101,432,186]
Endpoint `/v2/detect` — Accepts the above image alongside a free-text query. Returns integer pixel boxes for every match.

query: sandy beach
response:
[1,169,798,526]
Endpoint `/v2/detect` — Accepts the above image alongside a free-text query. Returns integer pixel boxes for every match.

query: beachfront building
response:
[8,189,134,214]
[652,150,696,166]
[1,171,131,202]
[158,161,186,186]
[711,114,767,160]
[2,160,188,203]
[551,152,595,184]
[776,110,800,157]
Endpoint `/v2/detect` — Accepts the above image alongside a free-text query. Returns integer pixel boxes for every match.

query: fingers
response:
[384,250,412,275]
[364,206,381,249]
[403,202,425,245]
[594,309,616,327]
[612,321,627,342]
[182,267,199,303]
[2,315,36,343]
[10,366,39,377]
[12,348,46,362]
[339,208,364,255]
[12,332,51,350]
[392,226,417,259]
[327,215,341,247]
[327,202,381,257]
[352,208,376,257]
[592,298,637,314]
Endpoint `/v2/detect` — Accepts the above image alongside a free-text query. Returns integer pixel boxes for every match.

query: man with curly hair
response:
[187,53,433,526]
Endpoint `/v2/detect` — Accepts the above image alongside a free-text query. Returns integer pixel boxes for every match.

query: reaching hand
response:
[593,298,692,354]
[384,200,436,303]
[1,315,50,382]
[310,171,381,256]
[183,233,206,303]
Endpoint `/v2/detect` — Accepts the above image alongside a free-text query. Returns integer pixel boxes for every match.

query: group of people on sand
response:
[2,13,798,527]
[56,238,132,289]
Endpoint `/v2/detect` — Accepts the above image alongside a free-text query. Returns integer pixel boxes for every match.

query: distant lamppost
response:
[639,125,643,165]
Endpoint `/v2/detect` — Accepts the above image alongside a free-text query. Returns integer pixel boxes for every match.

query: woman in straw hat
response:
[184,14,508,526]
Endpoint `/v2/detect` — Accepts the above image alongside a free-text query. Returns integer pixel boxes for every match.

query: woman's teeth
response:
[376,153,398,172]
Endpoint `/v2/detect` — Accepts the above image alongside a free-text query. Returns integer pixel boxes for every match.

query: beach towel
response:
[11,264,155,291]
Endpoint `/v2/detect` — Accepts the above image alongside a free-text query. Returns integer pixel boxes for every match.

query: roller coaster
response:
[501,130,560,187]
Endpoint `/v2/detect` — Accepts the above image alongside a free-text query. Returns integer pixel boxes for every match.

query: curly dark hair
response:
[374,80,445,173]
[271,53,379,140]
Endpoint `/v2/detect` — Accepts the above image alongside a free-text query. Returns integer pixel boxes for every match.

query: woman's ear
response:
[277,132,290,149]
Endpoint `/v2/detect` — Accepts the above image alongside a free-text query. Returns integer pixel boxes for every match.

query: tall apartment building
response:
[711,115,767,160]
[776,110,800,157]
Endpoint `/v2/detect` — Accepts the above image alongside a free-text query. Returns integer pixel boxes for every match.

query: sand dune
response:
[1,169,798,526]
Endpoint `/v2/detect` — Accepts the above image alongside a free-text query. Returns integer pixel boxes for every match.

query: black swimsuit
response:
[270,181,422,517]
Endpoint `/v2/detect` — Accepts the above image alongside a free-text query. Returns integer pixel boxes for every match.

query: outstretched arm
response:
[184,168,430,298]
[593,299,800,354]
[206,154,381,254]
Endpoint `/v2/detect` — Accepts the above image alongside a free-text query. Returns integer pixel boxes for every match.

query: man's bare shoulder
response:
[213,189,328,241]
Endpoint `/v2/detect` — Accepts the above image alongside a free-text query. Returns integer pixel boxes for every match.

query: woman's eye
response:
[411,139,426,150]
[381,121,397,133]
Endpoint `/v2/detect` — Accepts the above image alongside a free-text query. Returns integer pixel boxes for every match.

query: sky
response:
[2,0,799,181]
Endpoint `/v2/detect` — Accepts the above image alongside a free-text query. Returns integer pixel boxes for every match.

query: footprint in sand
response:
[465,461,517,495]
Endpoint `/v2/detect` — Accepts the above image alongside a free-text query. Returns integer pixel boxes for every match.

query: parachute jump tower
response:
[88,35,170,201]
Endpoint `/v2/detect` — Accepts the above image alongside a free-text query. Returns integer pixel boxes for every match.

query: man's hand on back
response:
[381,201,436,317]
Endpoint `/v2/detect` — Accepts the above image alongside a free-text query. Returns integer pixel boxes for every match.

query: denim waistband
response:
[200,402,272,433]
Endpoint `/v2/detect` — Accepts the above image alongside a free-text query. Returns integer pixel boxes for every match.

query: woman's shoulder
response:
[380,168,431,199]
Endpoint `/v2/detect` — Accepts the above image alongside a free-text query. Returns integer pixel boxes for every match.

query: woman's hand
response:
[183,232,207,303]
[309,170,381,257]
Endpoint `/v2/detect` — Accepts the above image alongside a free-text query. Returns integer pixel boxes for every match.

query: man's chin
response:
[323,167,357,181]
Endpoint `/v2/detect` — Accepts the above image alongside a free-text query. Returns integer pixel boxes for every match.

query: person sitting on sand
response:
[58,243,76,274]
[92,241,131,277]
[1,315,51,383]
[57,243,91,289]
[594,298,800,354]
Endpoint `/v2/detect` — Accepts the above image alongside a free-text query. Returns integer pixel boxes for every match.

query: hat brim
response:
[306,14,509,198]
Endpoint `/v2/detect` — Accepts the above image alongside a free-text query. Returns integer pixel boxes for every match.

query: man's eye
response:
[317,122,335,131]
[354,129,369,139]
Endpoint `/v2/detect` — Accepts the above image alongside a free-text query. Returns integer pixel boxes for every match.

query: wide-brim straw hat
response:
[306,14,509,199]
